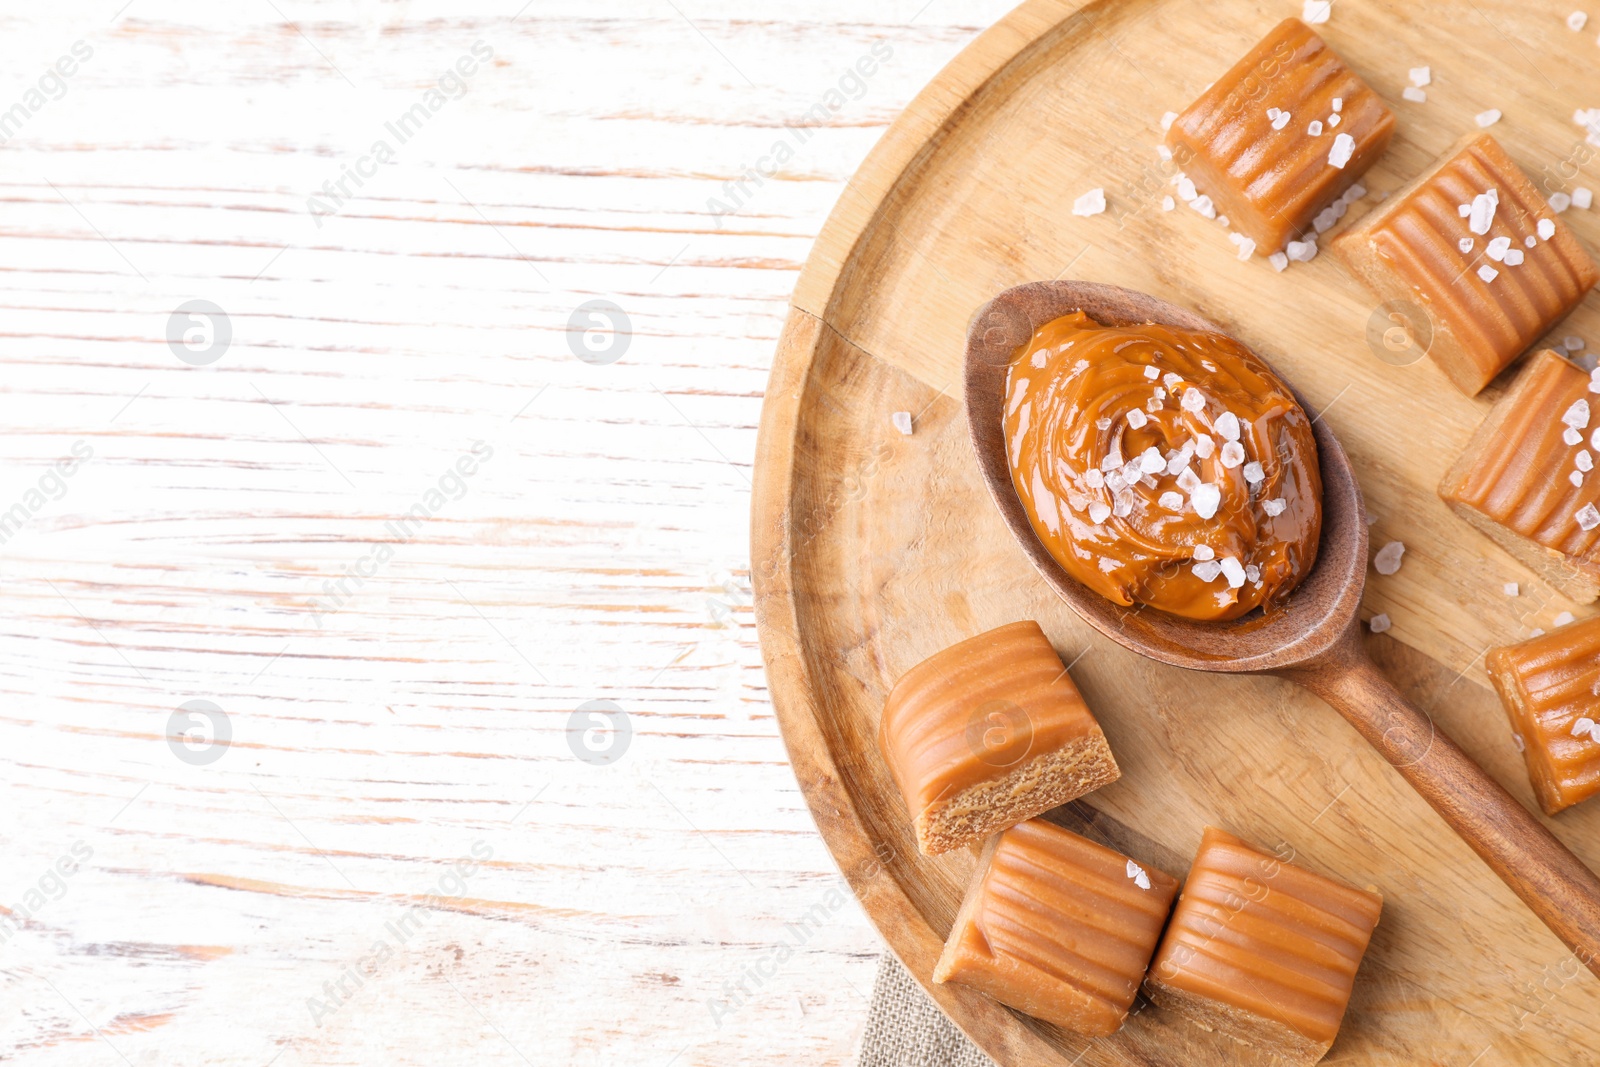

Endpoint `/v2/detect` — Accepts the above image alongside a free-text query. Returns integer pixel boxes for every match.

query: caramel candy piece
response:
[1439,349,1600,602]
[933,818,1179,1035]
[1488,618,1600,815]
[1335,132,1599,396]
[878,621,1120,855]
[1166,18,1393,253]
[1146,828,1382,1065]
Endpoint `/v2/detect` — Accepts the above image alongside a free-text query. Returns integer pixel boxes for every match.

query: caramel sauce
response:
[1003,312,1321,621]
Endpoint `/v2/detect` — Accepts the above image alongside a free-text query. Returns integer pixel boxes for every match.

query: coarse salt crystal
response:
[1526,235,1538,248]
[1245,564,1260,582]
[1573,470,1586,488]
[1073,188,1107,216]
[1160,110,1178,131]
[1342,183,1366,204]
[1126,859,1152,890]
[1089,502,1111,524]
[1556,611,1576,627]
[1402,86,1427,103]
[1268,251,1289,271]
[1162,195,1175,211]
[1539,218,1557,240]
[1575,717,1596,739]
[1563,398,1590,428]
[1234,236,1256,260]
[1243,461,1264,484]
[1469,190,1498,234]
[1127,408,1147,429]
[891,411,913,435]
[1217,216,1229,227]
[1458,238,1474,253]
[1193,433,1215,459]
[1486,236,1512,261]
[1328,132,1356,168]
[1159,490,1184,511]
[1478,265,1500,283]
[1219,557,1246,588]
[1262,497,1287,517]
[1193,545,1215,561]
[1328,113,1341,128]
[1272,110,1291,131]
[1332,97,1343,112]
[1570,11,1589,30]
[1139,447,1166,474]
[1570,336,1588,351]
[1084,468,1105,488]
[1177,176,1198,201]
[1215,411,1241,440]
[1303,0,1331,24]
[1176,466,1200,494]
[1458,203,1472,218]
[1409,66,1431,87]
[1552,191,1574,213]
[1220,441,1246,468]
[1114,490,1135,516]
[1577,187,1594,210]
[1194,559,1223,582]
[1566,428,1585,446]
[1286,238,1319,262]
[1579,503,1600,530]
[1369,613,1392,633]
[1476,109,1502,127]
[1192,482,1221,519]
[1190,195,1216,218]
[1504,248,1525,266]
[1504,582,1520,596]
[1373,540,1405,575]
[1308,119,1324,136]
[1180,389,1206,416]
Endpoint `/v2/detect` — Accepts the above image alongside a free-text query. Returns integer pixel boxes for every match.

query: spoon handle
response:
[1290,642,1600,978]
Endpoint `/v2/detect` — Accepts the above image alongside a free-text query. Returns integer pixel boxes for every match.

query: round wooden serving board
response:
[751,1,1600,1063]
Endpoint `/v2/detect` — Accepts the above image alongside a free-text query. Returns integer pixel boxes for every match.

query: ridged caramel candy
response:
[1488,618,1600,815]
[1166,18,1394,253]
[1335,133,1599,396]
[1146,827,1382,1065]
[1439,349,1600,602]
[878,621,1119,855]
[933,818,1179,1035]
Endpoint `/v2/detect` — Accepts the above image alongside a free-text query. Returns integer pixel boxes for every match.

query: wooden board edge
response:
[751,306,1079,1065]
[791,0,1096,325]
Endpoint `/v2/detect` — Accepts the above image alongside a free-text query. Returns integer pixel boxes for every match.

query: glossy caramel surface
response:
[1002,311,1321,621]
[1166,17,1393,252]
[878,621,1103,821]
[1488,618,1600,815]
[1442,349,1600,562]
[1148,827,1382,1046]
[936,819,1179,1036]
[1367,134,1598,391]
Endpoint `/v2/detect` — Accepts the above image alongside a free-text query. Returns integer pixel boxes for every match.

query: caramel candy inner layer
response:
[934,819,1179,1036]
[1148,827,1382,1046]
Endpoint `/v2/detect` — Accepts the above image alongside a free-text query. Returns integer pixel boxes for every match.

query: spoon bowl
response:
[965,279,1600,979]
[965,280,1367,673]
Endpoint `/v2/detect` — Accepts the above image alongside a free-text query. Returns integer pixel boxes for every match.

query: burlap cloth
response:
[855,953,998,1067]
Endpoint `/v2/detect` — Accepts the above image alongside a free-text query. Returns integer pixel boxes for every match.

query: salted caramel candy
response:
[1146,827,1382,1066]
[933,818,1178,1035]
[1488,618,1600,815]
[1165,18,1394,254]
[1335,132,1599,395]
[1439,349,1600,602]
[878,621,1120,856]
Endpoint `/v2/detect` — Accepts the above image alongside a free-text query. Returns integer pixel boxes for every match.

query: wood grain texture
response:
[754,0,1600,1063]
[0,1,1021,1063]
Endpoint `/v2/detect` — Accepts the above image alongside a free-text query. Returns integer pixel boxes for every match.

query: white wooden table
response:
[0,1,1017,1062]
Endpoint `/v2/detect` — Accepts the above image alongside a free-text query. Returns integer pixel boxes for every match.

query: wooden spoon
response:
[965,279,1600,978]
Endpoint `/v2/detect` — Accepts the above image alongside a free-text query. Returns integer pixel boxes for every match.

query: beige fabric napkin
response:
[855,953,998,1067]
